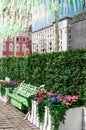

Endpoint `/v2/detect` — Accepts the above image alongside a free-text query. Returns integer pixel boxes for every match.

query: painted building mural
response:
[32,0,85,32]
[32,0,55,32]
[58,0,84,19]
[32,0,86,53]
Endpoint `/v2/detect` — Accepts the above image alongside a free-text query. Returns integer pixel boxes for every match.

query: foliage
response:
[37,94,78,130]
[0,86,6,96]
[77,85,86,107]
[0,86,15,96]
[0,79,18,96]
[0,80,18,88]
[0,49,86,99]
[0,57,29,83]
[27,95,34,113]
[0,49,85,130]
[36,91,78,130]
[37,99,50,123]
[49,103,69,130]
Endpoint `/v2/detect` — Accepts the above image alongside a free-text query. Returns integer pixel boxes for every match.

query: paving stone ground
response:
[0,100,40,130]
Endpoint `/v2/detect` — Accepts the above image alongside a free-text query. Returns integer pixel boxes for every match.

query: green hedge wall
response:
[0,49,86,95]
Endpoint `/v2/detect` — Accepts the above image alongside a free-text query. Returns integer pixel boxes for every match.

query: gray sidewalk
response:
[0,100,40,130]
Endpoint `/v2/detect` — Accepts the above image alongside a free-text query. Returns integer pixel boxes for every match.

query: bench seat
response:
[11,98,27,110]
[8,93,29,107]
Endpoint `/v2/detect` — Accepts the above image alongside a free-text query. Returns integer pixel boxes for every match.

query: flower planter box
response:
[0,78,18,103]
[28,100,44,130]
[59,107,83,130]
[0,86,15,103]
[28,101,85,130]
[46,107,84,130]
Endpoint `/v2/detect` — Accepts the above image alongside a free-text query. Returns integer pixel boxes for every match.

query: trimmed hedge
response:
[0,49,86,95]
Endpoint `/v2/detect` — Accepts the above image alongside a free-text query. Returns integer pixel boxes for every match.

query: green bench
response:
[8,82,45,110]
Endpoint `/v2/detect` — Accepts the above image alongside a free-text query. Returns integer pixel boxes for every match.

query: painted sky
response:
[32,1,55,32]
[32,0,84,32]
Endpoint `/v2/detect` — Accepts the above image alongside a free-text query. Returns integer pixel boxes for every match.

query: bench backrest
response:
[17,83,30,98]
[17,83,45,98]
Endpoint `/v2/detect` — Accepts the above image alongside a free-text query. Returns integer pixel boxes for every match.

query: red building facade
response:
[3,28,32,57]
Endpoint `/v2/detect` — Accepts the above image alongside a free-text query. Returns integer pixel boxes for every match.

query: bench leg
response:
[24,112,30,120]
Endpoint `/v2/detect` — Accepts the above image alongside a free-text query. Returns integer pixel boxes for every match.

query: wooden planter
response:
[0,87,16,103]
[28,101,85,130]
[59,107,83,130]
[47,107,84,130]
[28,100,44,129]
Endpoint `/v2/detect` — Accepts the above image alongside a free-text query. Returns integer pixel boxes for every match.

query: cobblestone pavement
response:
[0,100,40,130]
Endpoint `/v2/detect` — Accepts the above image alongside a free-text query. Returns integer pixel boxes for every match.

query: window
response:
[50,42,52,45]
[9,43,13,52]
[22,44,26,52]
[22,38,26,42]
[50,48,52,50]
[3,43,6,51]
[16,44,20,52]
[16,37,19,42]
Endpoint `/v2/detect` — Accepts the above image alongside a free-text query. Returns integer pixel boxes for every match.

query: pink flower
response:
[46,92,54,97]
[35,91,44,96]
[57,96,64,102]
[63,95,78,106]
[37,96,45,102]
